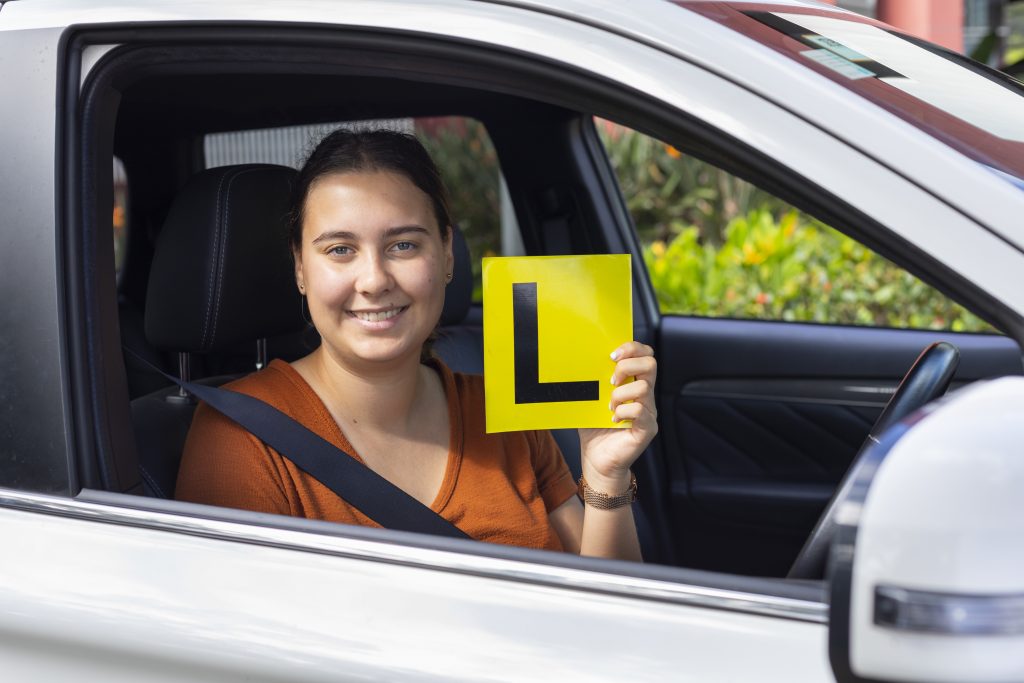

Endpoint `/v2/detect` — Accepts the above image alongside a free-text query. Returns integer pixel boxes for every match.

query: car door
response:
[1,1,839,680]
[587,122,1024,577]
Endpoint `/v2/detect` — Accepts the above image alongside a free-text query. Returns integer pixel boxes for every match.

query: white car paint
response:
[0,1,1021,681]
[0,492,832,682]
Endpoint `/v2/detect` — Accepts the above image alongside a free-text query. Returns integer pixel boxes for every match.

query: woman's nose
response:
[355,253,394,295]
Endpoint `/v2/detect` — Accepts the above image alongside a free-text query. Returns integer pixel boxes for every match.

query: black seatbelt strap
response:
[132,352,468,539]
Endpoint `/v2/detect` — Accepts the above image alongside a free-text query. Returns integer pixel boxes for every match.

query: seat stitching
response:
[203,171,232,349]
[138,463,167,498]
[209,167,269,348]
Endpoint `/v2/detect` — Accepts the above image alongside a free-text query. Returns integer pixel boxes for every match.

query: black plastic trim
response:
[55,27,81,495]
[63,30,141,495]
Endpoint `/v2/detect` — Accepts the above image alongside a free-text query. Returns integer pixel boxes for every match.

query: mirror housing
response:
[829,377,1024,683]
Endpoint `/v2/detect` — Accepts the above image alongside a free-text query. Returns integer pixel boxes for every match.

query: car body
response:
[1,0,1022,680]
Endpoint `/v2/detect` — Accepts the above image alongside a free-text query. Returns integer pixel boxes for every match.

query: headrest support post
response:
[165,352,196,405]
[255,338,268,371]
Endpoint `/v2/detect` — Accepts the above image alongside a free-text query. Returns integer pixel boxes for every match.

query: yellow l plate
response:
[483,255,632,433]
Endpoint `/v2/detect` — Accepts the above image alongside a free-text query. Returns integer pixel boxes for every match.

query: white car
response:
[1,0,1022,680]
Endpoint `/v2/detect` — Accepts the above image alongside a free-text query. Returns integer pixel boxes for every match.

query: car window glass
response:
[203,116,519,302]
[113,156,128,275]
[596,118,995,332]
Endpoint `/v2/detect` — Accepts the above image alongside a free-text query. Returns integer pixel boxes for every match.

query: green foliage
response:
[598,120,787,247]
[644,210,993,332]
[597,120,995,333]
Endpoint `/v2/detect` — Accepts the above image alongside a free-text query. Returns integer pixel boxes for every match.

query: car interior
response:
[68,32,1024,585]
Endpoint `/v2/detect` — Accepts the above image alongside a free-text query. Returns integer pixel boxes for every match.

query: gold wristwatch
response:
[577,471,637,510]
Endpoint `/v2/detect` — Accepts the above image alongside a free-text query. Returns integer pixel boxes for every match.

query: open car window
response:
[61,9,1022,618]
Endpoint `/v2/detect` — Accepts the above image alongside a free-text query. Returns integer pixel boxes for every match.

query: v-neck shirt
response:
[175,359,577,551]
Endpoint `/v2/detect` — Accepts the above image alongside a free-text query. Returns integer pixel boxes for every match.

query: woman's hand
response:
[577,341,658,495]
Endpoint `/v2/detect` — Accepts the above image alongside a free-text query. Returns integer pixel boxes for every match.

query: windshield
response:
[676,2,1024,184]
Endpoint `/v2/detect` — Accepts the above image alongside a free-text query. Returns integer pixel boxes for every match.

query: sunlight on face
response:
[295,170,453,370]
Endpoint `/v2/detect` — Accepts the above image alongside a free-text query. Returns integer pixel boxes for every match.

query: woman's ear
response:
[294,251,306,294]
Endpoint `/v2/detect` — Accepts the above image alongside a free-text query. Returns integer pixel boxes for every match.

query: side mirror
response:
[828,377,1024,683]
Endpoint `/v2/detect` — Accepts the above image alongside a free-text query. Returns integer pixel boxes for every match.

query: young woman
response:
[176,130,657,561]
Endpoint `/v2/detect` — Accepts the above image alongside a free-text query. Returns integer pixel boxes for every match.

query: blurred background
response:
[832,0,1023,75]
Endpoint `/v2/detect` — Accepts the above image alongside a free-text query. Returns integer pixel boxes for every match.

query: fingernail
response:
[610,350,620,360]
[610,376,616,385]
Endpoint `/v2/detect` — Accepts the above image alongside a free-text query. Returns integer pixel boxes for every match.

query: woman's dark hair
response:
[287,128,453,251]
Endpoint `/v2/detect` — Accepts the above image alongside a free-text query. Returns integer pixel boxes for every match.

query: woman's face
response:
[294,170,453,370]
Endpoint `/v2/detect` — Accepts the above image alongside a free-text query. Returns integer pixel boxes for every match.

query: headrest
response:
[145,164,304,353]
[440,225,472,326]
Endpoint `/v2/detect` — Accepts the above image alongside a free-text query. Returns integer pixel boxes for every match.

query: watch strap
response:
[578,471,637,510]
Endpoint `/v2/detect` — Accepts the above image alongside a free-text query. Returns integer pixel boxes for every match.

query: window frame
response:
[61,20,1024,613]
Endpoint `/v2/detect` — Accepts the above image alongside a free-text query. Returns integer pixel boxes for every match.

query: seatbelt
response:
[133,352,469,539]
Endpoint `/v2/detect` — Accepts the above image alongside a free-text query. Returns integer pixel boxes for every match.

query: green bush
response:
[598,120,994,333]
[598,120,787,247]
[645,209,993,332]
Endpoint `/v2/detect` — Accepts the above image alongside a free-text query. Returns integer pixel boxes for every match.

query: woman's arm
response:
[549,341,657,561]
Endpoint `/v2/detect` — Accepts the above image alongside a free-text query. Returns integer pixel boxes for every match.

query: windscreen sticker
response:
[482,255,632,433]
[803,35,869,62]
[746,11,906,80]
[800,49,874,80]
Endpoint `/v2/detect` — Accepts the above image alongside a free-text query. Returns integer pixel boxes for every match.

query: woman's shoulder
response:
[451,368,484,397]
[220,358,312,409]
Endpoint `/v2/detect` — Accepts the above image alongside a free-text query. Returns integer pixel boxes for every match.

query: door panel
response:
[0,495,834,682]
[657,315,1023,576]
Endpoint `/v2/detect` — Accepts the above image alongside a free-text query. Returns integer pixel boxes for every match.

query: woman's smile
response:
[348,305,410,327]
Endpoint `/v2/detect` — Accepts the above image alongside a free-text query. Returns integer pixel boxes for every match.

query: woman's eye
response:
[391,241,417,252]
[328,245,352,256]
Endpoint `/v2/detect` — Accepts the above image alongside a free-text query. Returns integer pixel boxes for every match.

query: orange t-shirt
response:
[175,359,577,551]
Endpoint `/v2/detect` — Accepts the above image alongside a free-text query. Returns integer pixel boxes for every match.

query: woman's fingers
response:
[610,379,650,409]
[611,341,654,362]
[610,355,657,387]
[612,399,659,432]
[612,401,646,423]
